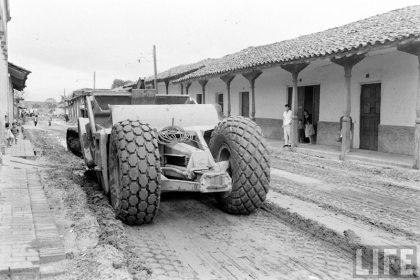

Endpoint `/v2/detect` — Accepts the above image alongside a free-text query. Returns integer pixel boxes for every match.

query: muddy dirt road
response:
[25,120,418,279]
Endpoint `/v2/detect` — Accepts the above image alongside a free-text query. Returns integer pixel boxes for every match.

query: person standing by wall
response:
[304,110,316,144]
[282,104,292,147]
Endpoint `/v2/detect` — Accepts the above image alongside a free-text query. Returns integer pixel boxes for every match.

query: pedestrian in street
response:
[282,104,292,147]
[48,115,53,126]
[10,122,19,144]
[34,115,38,127]
[5,122,14,146]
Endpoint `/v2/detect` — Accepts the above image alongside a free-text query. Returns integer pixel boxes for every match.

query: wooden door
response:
[241,92,249,117]
[360,83,381,151]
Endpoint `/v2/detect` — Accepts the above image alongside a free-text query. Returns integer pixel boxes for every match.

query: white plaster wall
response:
[157,83,166,95]
[230,74,250,116]
[187,81,202,102]
[171,49,418,149]
[354,51,417,127]
[255,67,290,119]
[294,50,418,148]
[201,77,226,113]
[168,83,181,95]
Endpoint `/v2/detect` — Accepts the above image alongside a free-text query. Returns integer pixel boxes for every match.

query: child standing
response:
[298,119,305,143]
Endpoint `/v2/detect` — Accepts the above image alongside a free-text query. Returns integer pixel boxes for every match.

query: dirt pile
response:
[26,127,149,280]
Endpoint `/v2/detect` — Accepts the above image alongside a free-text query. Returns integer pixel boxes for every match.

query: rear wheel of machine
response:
[209,116,270,214]
[108,120,161,225]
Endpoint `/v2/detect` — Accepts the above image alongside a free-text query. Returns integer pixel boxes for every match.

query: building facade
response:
[0,0,10,154]
[150,6,420,167]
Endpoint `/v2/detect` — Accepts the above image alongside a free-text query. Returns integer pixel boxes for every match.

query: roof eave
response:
[174,36,418,84]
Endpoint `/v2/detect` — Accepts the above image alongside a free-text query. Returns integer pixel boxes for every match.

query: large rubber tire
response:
[209,116,270,214]
[108,120,161,225]
[66,127,82,157]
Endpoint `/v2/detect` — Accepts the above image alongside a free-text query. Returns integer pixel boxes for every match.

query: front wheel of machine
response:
[209,116,270,214]
[108,120,161,225]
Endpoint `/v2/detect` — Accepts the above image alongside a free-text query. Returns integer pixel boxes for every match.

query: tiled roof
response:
[176,5,420,82]
[8,62,31,91]
[146,58,215,82]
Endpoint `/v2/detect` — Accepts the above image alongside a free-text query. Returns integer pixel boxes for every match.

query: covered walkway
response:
[266,139,414,169]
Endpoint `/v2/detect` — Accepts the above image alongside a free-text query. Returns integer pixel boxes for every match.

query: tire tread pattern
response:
[209,116,270,214]
[110,120,161,225]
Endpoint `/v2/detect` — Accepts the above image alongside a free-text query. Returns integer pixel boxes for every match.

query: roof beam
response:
[280,62,309,74]
[397,38,420,56]
[220,74,235,116]
[198,79,208,103]
[331,53,366,68]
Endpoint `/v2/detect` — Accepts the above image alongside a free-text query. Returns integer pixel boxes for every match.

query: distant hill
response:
[22,101,48,108]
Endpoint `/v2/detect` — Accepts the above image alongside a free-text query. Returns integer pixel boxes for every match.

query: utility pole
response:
[153,45,158,92]
[63,88,67,115]
[93,71,96,90]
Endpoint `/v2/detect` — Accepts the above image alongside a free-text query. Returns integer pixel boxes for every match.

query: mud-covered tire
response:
[209,116,270,214]
[66,127,82,157]
[108,120,161,225]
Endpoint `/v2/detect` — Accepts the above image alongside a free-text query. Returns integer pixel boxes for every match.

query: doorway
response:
[288,85,320,142]
[216,93,224,113]
[360,83,381,151]
[196,94,203,104]
[240,92,249,117]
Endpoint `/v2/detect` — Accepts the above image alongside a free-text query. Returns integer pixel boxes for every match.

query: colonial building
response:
[0,1,30,158]
[149,5,420,168]
[0,0,10,154]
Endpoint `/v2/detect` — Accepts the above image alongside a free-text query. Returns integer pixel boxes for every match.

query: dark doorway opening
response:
[217,93,224,113]
[288,85,320,143]
[240,92,249,117]
[360,83,381,151]
[196,94,203,104]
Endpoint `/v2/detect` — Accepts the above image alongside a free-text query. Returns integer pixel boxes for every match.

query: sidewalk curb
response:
[296,146,413,169]
[262,200,418,277]
[26,169,66,265]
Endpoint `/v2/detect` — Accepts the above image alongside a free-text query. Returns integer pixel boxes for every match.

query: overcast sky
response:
[8,0,420,101]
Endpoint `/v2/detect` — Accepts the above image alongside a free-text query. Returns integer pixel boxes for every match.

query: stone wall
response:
[378,125,414,155]
[316,121,341,147]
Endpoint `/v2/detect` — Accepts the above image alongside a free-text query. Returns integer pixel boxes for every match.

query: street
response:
[21,120,419,280]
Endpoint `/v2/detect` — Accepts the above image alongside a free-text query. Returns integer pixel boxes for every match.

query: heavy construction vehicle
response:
[67,88,270,225]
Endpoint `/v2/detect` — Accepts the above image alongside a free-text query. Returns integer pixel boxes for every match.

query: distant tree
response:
[45,98,57,104]
[111,79,134,89]
[32,104,41,109]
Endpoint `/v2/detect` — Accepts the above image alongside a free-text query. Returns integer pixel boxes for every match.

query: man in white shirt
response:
[282,104,292,147]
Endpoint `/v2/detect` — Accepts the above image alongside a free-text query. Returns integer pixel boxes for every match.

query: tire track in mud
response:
[270,177,420,241]
[270,155,420,240]
[30,123,358,279]
[126,193,355,280]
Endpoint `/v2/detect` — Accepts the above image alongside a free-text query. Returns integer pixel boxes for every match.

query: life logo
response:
[353,246,418,278]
